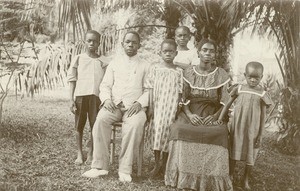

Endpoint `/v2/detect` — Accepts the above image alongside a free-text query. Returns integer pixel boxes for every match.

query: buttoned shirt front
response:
[100,53,150,109]
[67,53,104,97]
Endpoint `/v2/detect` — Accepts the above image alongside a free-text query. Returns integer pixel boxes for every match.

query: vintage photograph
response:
[0,0,299,190]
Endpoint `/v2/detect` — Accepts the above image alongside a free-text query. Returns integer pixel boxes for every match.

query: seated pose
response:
[165,38,233,191]
[145,39,183,178]
[82,31,150,182]
[217,62,272,190]
[67,30,105,165]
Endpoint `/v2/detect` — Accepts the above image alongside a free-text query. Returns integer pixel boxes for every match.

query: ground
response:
[0,87,299,191]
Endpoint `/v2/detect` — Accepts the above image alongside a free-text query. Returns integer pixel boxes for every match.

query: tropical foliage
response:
[57,0,300,155]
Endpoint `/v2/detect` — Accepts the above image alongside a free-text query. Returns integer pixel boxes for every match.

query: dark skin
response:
[184,43,221,125]
[217,65,265,190]
[69,32,100,165]
[149,42,179,178]
[102,33,142,117]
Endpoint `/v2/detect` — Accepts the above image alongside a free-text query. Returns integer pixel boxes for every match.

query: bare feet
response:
[243,178,251,190]
[75,153,84,165]
[150,165,161,178]
[75,157,84,165]
[85,155,93,164]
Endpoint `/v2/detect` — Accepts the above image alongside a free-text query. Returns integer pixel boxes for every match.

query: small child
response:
[146,39,183,178]
[173,26,198,69]
[217,62,273,190]
[67,30,105,165]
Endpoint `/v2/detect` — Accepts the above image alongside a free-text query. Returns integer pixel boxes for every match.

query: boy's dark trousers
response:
[75,95,101,132]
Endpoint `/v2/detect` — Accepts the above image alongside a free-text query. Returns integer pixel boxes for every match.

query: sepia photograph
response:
[0,0,299,190]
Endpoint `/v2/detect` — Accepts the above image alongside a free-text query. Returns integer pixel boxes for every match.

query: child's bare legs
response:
[243,165,252,190]
[74,96,87,165]
[229,159,236,181]
[75,129,84,164]
[150,150,161,177]
[160,152,168,175]
[85,130,93,163]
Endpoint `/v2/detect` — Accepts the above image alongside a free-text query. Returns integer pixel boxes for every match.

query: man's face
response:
[175,28,191,47]
[160,43,177,64]
[197,43,215,63]
[85,33,100,52]
[121,33,140,57]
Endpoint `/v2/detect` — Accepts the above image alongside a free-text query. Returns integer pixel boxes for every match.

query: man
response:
[82,31,149,182]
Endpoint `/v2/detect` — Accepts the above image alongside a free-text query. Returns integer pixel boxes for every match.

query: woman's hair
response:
[197,38,217,50]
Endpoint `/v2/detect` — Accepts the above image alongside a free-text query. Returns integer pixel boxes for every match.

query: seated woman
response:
[165,39,233,191]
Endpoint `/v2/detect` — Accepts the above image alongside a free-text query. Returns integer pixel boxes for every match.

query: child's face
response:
[85,33,100,52]
[244,66,263,87]
[121,33,140,57]
[160,43,177,64]
[175,28,191,47]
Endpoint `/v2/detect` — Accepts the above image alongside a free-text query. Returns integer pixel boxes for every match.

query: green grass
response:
[0,87,299,191]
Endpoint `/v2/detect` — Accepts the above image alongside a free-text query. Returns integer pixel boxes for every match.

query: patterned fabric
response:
[183,66,231,105]
[229,84,273,165]
[145,64,183,152]
[165,141,233,191]
[165,66,232,190]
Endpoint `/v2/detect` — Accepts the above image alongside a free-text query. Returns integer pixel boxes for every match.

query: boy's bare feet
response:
[75,157,84,165]
[150,165,161,178]
[75,152,84,165]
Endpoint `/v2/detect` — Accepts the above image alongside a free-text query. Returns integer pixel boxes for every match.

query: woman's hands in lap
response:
[188,114,220,126]
[187,114,204,126]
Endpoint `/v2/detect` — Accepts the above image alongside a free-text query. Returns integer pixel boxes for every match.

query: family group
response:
[67,26,272,191]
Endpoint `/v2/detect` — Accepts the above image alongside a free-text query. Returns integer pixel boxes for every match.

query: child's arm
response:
[216,96,236,123]
[69,81,77,114]
[67,55,79,114]
[255,104,267,148]
[175,93,183,118]
[147,88,154,121]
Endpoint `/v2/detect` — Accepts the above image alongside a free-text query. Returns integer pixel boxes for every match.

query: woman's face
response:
[197,43,215,64]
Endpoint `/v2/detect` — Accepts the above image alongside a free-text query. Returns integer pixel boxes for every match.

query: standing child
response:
[173,26,198,69]
[67,30,105,165]
[217,62,272,190]
[146,39,183,178]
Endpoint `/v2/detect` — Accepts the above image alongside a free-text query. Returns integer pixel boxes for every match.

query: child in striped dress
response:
[146,39,183,178]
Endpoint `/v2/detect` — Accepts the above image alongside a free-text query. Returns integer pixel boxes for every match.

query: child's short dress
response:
[145,64,183,152]
[230,84,272,165]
